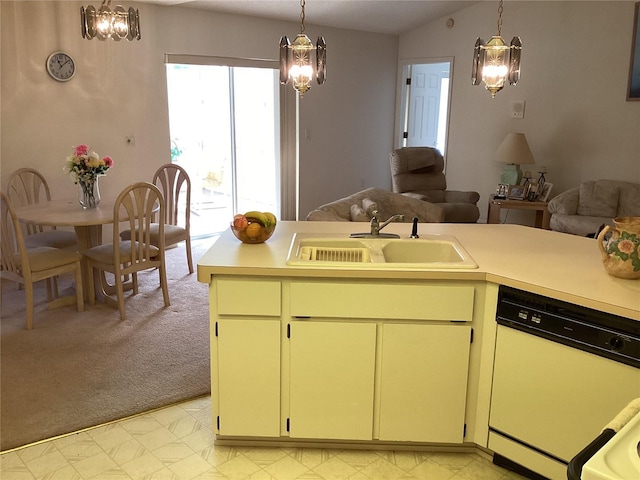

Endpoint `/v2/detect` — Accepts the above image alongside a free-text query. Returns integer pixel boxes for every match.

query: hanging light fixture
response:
[81,0,141,41]
[472,0,521,97]
[279,0,326,97]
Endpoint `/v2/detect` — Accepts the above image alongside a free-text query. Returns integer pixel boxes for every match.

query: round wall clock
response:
[46,52,76,82]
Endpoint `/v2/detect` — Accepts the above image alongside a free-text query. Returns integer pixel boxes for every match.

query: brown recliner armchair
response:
[390,147,480,223]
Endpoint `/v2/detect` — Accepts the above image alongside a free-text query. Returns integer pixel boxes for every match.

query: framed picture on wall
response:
[628,2,640,100]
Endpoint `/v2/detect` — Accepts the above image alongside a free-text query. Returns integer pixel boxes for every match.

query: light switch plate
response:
[511,101,525,119]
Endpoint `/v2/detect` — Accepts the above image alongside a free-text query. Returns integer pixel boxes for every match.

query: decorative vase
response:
[78,176,101,209]
[597,216,640,279]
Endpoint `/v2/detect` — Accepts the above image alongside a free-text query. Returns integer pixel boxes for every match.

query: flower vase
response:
[78,177,101,209]
[597,216,640,279]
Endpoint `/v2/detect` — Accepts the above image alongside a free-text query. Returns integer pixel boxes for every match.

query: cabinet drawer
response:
[215,279,281,316]
[290,282,474,321]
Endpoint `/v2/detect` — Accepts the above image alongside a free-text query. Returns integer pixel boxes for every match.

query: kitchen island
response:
[198,221,639,319]
[197,221,640,478]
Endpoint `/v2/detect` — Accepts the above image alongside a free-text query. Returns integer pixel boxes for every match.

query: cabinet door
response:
[379,323,471,443]
[217,319,281,437]
[289,321,376,440]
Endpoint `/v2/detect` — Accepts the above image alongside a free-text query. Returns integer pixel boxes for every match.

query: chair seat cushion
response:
[25,230,77,249]
[24,247,82,273]
[84,241,160,265]
[119,224,187,245]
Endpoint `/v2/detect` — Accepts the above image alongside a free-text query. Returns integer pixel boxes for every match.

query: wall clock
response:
[46,52,76,82]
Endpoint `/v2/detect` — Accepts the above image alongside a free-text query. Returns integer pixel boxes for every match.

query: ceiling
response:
[141,1,479,35]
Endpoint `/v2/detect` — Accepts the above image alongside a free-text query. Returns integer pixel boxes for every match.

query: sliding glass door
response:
[166,57,293,237]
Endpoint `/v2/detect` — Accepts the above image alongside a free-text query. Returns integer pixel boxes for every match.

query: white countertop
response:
[197,221,640,320]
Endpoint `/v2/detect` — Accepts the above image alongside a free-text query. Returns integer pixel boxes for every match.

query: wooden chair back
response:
[152,163,191,230]
[114,182,166,271]
[6,168,53,236]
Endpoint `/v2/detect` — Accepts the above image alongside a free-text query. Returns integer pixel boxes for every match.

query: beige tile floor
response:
[1,396,526,480]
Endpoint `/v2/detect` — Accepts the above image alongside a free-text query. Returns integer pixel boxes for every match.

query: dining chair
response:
[0,192,84,330]
[84,182,170,320]
[120,164,193,273]
[6,168,78,250]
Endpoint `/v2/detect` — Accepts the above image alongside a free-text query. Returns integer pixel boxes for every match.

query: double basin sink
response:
[286,233,478,270]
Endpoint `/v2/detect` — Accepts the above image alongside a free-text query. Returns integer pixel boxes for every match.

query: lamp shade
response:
[496,133,534,165]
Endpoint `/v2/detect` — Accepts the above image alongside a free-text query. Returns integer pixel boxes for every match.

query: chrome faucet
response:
[370,210,404,236]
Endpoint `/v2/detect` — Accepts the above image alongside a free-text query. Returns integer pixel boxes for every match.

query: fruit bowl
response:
[230,222,276,244]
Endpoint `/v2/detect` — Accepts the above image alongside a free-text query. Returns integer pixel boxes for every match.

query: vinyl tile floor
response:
[1,396,527,480]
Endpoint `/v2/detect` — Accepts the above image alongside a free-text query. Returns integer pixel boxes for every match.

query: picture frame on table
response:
[526,182,539,201]
[507,184,527,200]
[538,182,554,202]
[495,183,509,199]
[628,2,640,100]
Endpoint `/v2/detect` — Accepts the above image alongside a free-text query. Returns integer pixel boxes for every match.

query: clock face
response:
[46,52,75,82]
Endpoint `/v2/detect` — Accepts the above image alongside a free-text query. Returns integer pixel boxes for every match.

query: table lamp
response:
[496,133,534,185]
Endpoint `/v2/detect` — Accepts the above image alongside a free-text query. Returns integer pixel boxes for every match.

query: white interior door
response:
[399,60,452,155]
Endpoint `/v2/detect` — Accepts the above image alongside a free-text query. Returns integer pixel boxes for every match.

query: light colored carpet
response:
[0,237,215,451]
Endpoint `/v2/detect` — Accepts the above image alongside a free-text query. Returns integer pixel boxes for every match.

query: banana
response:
[244,211,270,227]
[263,212,277,226]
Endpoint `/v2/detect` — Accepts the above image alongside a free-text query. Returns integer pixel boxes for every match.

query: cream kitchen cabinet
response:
[211,276,478,445]
[213,279,282,437]
[289,321,377,440]
[378,322,471,443]
[288,280,475,444]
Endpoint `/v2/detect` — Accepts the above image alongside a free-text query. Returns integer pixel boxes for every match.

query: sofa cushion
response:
[350,204,369,222]
[577,181,619,217]
[617,182,640,217]
[550,213,614,237]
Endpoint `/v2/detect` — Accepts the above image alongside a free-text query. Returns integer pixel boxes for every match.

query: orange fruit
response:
[245,222,262,239]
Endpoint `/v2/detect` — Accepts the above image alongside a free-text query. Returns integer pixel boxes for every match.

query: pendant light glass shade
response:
[279,0,326,97]
[472,1,521,97]
[81,0,141,41]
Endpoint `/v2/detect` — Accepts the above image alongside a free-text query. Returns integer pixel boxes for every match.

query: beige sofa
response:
[390,147,480,223]
[548,180,640,236]
[306,187,444,223]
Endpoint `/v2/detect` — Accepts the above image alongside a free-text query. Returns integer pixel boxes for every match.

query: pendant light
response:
[279,0,326,97]
[81,0,141,41]
[472,0,521,97]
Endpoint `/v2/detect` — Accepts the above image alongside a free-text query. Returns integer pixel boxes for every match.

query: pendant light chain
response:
[300,0,306,33]
[497,0,503,36]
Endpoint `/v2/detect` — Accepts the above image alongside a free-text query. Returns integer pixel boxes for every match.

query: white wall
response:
[0,1,398,221]
[4,1,638,228]
[400,1,640,223]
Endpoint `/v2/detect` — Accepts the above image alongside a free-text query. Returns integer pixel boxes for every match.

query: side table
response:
[487,195,551,229]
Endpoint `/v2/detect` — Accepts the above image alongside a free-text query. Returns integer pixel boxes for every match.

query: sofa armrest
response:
[548,187,579,215]
[444,190,480,205]
[306,209,350,221]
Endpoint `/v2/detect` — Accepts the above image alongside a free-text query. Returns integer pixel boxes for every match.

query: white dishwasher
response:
[488,286,640,480]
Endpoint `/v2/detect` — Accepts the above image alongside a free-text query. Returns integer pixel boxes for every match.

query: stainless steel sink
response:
[286,234,478,269]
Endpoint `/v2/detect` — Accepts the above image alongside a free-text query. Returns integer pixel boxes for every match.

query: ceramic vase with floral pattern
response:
[597,217,640,279]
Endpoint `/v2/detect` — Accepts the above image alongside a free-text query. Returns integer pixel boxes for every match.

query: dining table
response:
[14,197,129,302]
